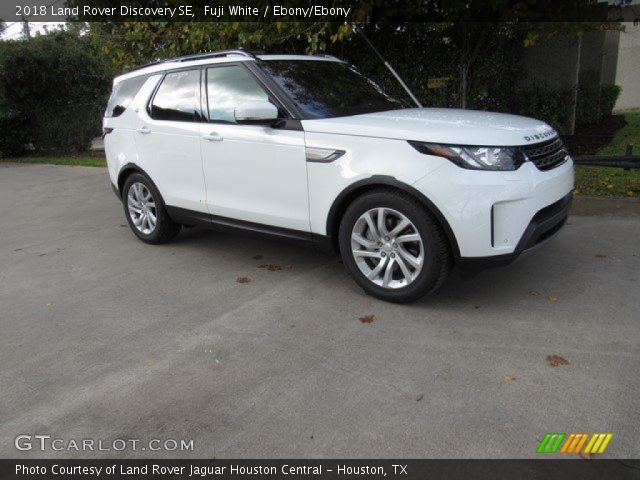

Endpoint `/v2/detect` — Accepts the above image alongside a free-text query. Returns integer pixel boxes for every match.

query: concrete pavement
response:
[0,163,638,458]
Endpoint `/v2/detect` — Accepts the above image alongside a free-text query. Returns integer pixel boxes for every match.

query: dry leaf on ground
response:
[359,315,375,324]
[258,264,282,271]
[236,277,251,284]
[546,355,570,367]
[503,374,517,381]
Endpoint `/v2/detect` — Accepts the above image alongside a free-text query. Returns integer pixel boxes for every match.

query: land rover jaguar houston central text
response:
[103,50,573,303]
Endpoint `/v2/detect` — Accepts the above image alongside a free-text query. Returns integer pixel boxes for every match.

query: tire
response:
[338,189,451,303]
[122,172,181,244]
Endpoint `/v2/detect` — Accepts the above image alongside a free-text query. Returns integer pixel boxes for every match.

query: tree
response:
[86,22,352,72]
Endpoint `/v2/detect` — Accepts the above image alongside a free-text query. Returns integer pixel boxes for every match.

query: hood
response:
[301,108,557,146]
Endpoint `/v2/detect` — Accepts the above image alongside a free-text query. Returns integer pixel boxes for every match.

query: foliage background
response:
[0,20,624,155]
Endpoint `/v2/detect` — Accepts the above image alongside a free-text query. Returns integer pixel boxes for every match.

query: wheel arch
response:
[116,163,148,200]
[325,175,461,259]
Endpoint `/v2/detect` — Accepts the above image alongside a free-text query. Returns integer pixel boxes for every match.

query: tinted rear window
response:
[259,60,406,118]
[105,75,149,118]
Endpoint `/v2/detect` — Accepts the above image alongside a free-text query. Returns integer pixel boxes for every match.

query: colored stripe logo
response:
[537,433,613,454]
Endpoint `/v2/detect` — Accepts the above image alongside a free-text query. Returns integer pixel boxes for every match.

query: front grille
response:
[522,137,568,171]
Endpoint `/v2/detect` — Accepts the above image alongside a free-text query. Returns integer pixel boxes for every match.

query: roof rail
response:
[131,49,258,71]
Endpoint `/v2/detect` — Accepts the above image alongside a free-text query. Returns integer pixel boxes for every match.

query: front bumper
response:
[457,192,572,269]
[412,156,574,260]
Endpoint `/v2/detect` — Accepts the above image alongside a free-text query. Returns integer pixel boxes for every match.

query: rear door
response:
[200,63,309,232]
[133,68,207,214]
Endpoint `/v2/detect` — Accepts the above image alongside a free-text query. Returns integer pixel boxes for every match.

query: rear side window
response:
[105,75,149,118]
[206,65,269,123]
[149,69,200,122]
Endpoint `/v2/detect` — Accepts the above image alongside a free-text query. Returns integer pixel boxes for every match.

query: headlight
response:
[408,141,524,171]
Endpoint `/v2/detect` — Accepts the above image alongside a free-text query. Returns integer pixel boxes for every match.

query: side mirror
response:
[234,100,278,123]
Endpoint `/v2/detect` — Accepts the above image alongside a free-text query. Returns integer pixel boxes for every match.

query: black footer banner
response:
[2,459,640,480]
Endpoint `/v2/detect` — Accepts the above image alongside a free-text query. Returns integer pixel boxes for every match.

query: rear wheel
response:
[338,190,451,303]
[122,172,181,244]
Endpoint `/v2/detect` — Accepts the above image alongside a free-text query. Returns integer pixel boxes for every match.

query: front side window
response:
[206,65,269,123]
[259,60,407,118]
[150,69,200,122]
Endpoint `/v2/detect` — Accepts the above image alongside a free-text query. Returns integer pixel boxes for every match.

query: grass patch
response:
[0,155,106,167]
[575,109,640,197]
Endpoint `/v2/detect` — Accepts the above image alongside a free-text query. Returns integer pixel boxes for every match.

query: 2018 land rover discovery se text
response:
[103,50,573,303]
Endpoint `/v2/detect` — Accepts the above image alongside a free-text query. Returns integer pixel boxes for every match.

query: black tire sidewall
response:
[338,191,449,303]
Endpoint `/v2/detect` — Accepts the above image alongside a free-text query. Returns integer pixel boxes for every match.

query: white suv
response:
[104,50,573,303]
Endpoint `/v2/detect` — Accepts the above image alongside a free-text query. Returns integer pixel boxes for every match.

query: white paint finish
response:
[104,54,574,267]
[234,100,278,121]
[110,74,207,213]
[302,108,557,147]
[201,124,309,231]
[305,132,443,235]
[412,158,574,257]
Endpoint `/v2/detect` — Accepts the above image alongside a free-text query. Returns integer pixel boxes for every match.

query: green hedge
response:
[0,32,113,155]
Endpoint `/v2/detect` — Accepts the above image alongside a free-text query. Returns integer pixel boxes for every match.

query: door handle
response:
[202,131,223,142]
[136,126,151,134]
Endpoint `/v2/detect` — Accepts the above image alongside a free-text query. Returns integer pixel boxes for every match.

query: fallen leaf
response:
[236,276,251,284]
[290,324,296,328]
[529,290,541,296]
[359,314,375,324]
[258,264,282,271]
[503,374,517,381]
[594,254,607,258]
[548,294,558,302]
[546,355,570,367]
[416,394,424,402]
[252,254,264,260]
[45,302,54,308]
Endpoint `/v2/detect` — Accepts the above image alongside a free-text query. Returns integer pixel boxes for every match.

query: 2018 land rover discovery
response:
[103,50,573,303]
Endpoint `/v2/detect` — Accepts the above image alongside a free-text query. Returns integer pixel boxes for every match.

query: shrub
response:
[575,70,602,125]
[0,106,30,157]
[0,32,113,154]
[508,83,575,133]
[600,84,622,116]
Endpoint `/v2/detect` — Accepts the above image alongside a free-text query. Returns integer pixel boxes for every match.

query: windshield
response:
[259,59,407,119]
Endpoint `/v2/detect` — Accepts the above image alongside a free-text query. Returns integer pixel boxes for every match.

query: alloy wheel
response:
[350,207,424,289]
[127,182,157,235]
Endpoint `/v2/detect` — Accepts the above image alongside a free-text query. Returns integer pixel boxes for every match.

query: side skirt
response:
[165,206,333,253]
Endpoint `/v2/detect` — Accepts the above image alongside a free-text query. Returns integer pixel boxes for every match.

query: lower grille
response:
[522,137,568,171]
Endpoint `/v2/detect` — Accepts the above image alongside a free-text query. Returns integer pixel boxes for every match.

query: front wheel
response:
[338,190,451,303]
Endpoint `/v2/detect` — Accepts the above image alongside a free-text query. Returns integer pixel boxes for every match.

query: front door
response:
[200,63,309,232]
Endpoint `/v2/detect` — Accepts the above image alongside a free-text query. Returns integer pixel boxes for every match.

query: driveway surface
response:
[0,163,638,458]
